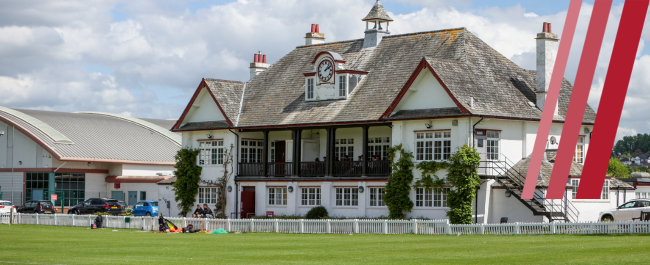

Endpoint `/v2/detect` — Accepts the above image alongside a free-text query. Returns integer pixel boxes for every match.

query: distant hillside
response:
[613,133,650,157]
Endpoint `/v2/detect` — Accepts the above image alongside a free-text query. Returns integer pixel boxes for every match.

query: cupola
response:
[362,0,393,49]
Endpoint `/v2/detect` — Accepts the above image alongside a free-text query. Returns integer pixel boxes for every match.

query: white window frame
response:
[241,139,264,163]
[636,192,649,199]
[571,179,580,199]
[571,179,609,200]
[335,138,354,161]
[338,74,347,98]
[335,187,358,206]
[486,131,500,161]
[415,187,449,207]
[368,137,390,160]
[198,187,218,204]
[602,180,609,200]
[306,78,314,100]
[415,131,451,161]
[268,187,287,206]
[574,136,585,164]
[198,140,224,166]
[369,187,385,207]
[301,187,321,206]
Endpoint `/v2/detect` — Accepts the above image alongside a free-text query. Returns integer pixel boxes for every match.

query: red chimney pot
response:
[262,55,267,63]
[254,54,259,63]
[311,24,315,33]
[315,24,320,33]
[547,23,552,33]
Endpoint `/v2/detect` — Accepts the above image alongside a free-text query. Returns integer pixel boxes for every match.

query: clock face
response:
[318,60,333,82]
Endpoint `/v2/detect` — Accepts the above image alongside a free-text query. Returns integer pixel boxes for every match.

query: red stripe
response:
[546,0,613,199]
[577,0,650,199]
[522,0,582,199]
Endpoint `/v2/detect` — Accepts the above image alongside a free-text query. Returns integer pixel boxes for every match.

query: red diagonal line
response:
[547,0,613,199]
[522,0,582,199]
[578,0,650,199]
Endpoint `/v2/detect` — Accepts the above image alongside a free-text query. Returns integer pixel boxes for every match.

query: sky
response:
[0,0,647,140]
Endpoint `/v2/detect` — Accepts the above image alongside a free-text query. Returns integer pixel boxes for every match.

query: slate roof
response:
[176,121,231,131]
[203,78,244,123]
[363,0,393,21]
[499,153,633,189]
[387,107,464,120]
[198,28,595,129]
[0,108,180,164]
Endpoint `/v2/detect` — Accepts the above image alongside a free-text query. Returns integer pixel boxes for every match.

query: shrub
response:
[306,206,328,219]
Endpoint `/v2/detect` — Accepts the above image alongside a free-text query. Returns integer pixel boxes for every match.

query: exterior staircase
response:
[481,156,579,223]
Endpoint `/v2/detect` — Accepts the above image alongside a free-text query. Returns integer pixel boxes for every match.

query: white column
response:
[287,182,297,216]
[357,181,366,217]
[482,180,493,224]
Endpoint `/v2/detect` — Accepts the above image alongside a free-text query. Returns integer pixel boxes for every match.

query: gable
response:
[184,87,226,123]
[393,67,458,112]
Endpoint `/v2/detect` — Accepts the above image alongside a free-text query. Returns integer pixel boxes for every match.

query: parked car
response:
[118,201,129,215]
[599,199,650,221]
[17,200,55,214]
[132,201,158,217]
[0,200,14,214]
[67,198,122,215]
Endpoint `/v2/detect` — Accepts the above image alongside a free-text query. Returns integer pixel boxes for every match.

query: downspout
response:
[229,129,240,219]
[471,116,484,147]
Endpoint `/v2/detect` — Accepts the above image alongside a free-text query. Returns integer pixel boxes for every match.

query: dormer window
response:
[306,78,314,100]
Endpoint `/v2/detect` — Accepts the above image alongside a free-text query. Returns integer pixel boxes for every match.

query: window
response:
[636,192,649,199]
[301,188,321,206]
[335,138,354,161]
[199,140,224,165]
[415,187,449,207]
[198,187,218,204]
[270,141,275,162]
[415,131,451,161]
[369,188,385,206]
[268,187,287,206]
[348,74,363,94]
[574,136,585,163]
[339,75,347,97]
[335,188,358,206]
[140,191,146,201]
[601,180,609,200]
[368,137,390,160]
[571,179,579,199]
[26,172,86,207]
[241,140,264,163]
[487,131,500,160]
[306,78,314,99]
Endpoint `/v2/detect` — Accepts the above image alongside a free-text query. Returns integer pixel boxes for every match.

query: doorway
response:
[274,141,286,176]
[111,191,124,201]
[475,130,487,175]
[128,191,138,206]
[240,186,256,219]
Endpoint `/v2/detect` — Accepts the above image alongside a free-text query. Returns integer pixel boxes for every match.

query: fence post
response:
[227,219,231,232]
[354,219,359,234]
[54,214,57,226]
[300,219,304,234]
[590,222,594,234]
[72,215,75,227]
[413,219,418,234]
[327,220,331,234]
[446,220,452,235]
[88,215,91,226]
[275,219,279,233]
[383,220,388,234]
[480,223,485,235]
[551,222,556,234]
[250,219,254,232]
[36,214,39,225]
[515,222,520,235]
[630,222,636,234]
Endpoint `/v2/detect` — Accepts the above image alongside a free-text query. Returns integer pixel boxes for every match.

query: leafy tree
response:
[613,133,650,156]
[445,145,481,224]
[384,145,415,219]
[172,148,203,217]
[622,152,632,160]
[608,158,630,178]
[632,148,644,157]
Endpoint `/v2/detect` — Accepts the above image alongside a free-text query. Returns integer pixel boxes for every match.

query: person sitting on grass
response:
[192,204,203,218]
[158,214,169,233]
[202,204,214,218]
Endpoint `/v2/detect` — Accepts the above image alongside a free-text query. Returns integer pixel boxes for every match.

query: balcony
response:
[238,160,391,178]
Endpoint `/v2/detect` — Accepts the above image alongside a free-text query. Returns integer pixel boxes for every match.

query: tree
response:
[622,152,632,160]
[172,148,203,217]
[445,145,481,224]
[384,145,415,219]
[214,144,235,218]
[632,148,644,157]
[608,158,630,178]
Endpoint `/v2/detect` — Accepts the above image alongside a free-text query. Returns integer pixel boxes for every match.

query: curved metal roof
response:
[0,106,73,144]
[76,112,181,145]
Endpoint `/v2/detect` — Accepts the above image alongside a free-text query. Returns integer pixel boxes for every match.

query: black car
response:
[67,198,122,215]
[17,200,55,214]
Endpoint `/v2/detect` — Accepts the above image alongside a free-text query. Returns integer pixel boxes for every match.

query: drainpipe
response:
[471,116,484,147]
[229,129,240,219]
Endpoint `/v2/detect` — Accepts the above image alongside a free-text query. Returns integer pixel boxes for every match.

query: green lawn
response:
[1,224,649,264]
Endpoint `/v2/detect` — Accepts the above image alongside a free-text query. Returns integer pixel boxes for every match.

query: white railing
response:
[2,214,650,235]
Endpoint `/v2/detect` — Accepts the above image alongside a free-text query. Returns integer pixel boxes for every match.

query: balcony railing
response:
[238,161,391,177]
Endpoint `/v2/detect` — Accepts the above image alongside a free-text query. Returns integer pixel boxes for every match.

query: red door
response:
[240,187,255,219]
[274,141,286,176]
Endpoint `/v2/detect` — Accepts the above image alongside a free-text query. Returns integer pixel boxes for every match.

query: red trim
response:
[381,58,470,119]
[0,168,109,173]
[476,128,502,131]
[310,51,346,64]
[58,157,175,166]
[413,129,451,132]
[297,186,322,188]
[333,186,361,188]
[172,79,234,130]
[197,139,223,142]
[335,70,368,75]
[105,176,169,183]
[0,115,63,160]
[237,179,387,183]
[303,72,316,77]
[236,120,390,130]
[266,186,288,188]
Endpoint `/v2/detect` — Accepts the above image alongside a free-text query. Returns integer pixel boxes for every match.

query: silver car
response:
[599,199,650,221]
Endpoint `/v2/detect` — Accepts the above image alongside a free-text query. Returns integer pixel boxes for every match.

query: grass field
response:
[1,224,649,264]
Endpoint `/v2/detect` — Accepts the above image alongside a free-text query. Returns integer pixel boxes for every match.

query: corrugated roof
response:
[0,108,180,164]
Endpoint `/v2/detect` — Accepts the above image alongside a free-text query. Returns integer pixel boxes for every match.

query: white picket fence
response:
[2,214,650,235]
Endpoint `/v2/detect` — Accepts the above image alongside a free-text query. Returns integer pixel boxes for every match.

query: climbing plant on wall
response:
[414,161,450,190]
[384,144,415,219]
[172,148,203,217]
[445,144,481,224]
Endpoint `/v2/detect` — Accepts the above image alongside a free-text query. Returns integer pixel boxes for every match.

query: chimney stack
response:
[305,24,325,45]
[250,51,270,80]
[536,22,559,115]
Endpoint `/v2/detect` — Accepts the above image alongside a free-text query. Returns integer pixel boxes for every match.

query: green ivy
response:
[384,144,415,219]
[445,144,481,224]
[414,161,450,190]
[172,148,203,217]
